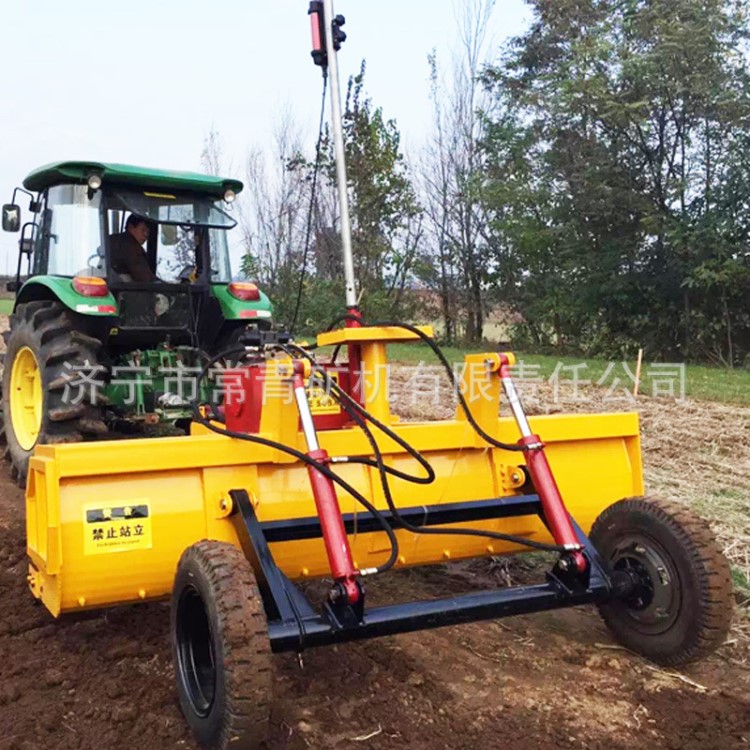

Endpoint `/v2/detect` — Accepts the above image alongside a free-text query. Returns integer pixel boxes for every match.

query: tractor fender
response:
[210,283,273,322]
[14,277,118,317]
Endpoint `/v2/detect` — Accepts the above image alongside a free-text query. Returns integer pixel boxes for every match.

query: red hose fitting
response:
[344,307,364,403]
[345,306,363,328]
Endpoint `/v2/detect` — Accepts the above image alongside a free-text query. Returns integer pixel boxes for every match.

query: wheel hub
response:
[9,346,43,451]
[609,536,679,633]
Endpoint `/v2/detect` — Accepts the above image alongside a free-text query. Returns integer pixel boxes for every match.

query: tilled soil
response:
[1,368,749,749]
[0,486,749,750]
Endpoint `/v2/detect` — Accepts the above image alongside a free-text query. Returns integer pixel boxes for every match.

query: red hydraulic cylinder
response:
[292,361,361,604]
[518,434,586,571]
[498,355,587,573]
[305,448,361,602]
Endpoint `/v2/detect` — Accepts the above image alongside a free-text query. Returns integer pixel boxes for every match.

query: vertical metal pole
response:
[322,0,358,310]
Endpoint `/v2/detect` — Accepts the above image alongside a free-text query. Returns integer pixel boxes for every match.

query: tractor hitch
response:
[237,328,292,350]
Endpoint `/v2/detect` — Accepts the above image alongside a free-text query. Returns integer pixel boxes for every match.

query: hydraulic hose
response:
[286,342,569,554]
[326,313,528,453]
[282,342,434,485]
[192,345,400,573]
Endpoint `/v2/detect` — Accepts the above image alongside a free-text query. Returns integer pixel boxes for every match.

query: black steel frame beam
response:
[228,489,613,654]
[259,494,543,543]
[267,573,609,652]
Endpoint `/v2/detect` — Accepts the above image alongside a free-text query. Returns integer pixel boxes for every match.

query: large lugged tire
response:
[1,301,108,486]
[212,321,272,359]
[591,497,733,666]
[171,541,272,750]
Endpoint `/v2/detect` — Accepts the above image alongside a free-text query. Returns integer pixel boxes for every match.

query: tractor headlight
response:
[223,189,237,203]
[87,173,103,191]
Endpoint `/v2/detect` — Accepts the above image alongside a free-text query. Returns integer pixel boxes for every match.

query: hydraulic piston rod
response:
[291,361,362,606]
[497,355,587,572]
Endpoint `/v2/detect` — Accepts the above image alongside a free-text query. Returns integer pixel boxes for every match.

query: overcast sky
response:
[0,0,530,274]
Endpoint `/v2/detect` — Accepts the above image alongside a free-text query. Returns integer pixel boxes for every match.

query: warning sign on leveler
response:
[307,370,341,415]
[83,503,152,555]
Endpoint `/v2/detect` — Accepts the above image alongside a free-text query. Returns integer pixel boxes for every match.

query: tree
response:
[418,0,498,343]
[237,111,311,326]
[319,62,423,320]
[310,62,423,324]
[481,0,750,362]
[201,127,225,177]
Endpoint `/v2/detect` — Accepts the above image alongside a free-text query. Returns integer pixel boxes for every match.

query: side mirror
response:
[2,204,21,232]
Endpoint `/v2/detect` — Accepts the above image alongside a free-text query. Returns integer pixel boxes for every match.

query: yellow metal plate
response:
[316,325,435,347]
[83,503,152,555]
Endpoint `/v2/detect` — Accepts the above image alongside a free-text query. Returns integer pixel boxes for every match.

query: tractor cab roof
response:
[23,161,243,198]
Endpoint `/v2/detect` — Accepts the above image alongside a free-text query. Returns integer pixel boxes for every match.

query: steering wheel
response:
[178,264,198,284]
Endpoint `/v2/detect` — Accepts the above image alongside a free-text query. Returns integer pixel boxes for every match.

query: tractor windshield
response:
[37,185,103,278]
[153,224,233,283]
[112,190,236,229]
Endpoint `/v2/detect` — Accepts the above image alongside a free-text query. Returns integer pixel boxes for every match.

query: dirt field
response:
[0,367,749,749]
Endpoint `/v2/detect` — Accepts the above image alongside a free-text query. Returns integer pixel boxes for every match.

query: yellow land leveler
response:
[22,4,733,750]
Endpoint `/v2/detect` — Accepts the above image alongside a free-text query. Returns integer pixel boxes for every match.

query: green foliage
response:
[480,0,750,364]
[318,62,422,307]
[239,62,422,334]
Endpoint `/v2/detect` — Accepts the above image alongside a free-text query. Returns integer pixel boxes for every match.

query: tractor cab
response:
[2,161,272,351]
[99,188,239,347]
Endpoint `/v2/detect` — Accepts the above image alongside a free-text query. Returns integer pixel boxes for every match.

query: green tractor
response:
[0,161,273,485]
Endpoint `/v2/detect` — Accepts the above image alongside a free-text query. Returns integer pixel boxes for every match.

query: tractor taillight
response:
[229,282,260,301]
[72,276,109,297]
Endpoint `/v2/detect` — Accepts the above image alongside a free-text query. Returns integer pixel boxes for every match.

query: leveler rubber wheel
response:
[1,301,108,487]
[591,497,733,666]
[171,541,272,750]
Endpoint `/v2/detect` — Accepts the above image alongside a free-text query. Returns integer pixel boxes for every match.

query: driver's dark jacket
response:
[109,232,155,282]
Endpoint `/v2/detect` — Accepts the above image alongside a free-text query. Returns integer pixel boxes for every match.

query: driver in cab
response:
[109,215,156,282]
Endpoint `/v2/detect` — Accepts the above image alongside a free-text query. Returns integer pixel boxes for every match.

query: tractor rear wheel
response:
[213,322,272,361]
[1,301,108,486]
[171,540,272,750]
[591,497,733,666]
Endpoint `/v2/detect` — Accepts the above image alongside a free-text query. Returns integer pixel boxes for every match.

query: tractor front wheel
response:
[171,541,272,750]
[591,497,733,666]
[1,301,108,486]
